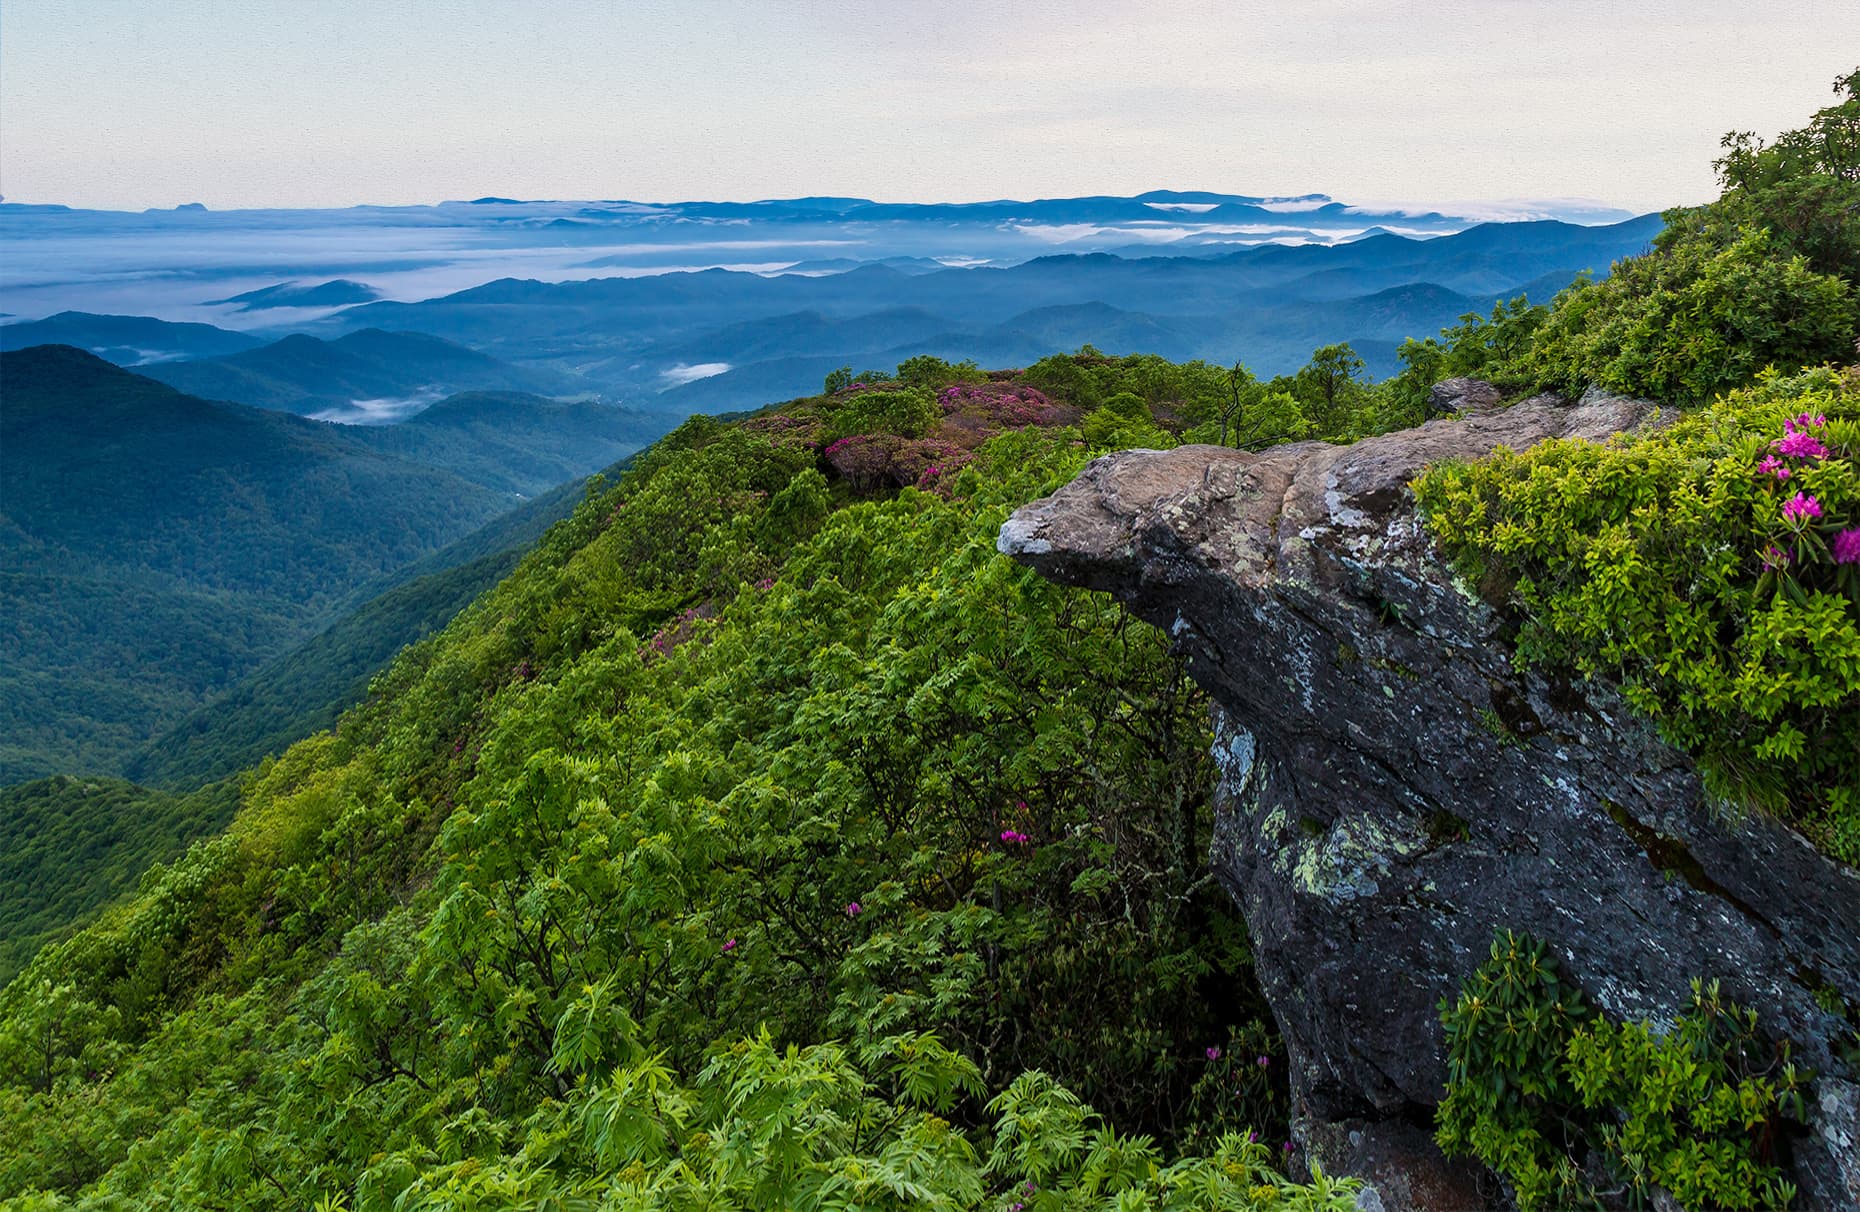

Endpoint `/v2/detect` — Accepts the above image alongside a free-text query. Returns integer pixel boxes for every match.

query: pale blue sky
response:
[3,0,1855,211]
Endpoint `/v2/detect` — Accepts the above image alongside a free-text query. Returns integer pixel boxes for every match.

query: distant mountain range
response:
[2,214,1663,420]
[318,214,1664,412]
[0,190,1645,324]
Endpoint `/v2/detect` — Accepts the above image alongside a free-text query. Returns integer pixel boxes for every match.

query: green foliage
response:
[1438,932,1804,1211]
[0,373,1321,1206]
[1414,368,1860,858]
[1387,296,1551,420]
[1709,67,1860,292]
[0,777,236,982]
[897,354,982,389]
[1511,69,1858,406]
[1281,344,1369,437]
[824,365,854,395]
[1519,228,1853,406]
[825,386,942,440]
[1083,392,1174,449]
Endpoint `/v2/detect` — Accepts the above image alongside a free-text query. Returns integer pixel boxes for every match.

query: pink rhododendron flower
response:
[1781,492,1824,522]
[1205,1046,1221,1060]
[1257,1054,1270,1067]
[999,829,1030,844]
[1834,527,1860,565]
[721,938,738,953]
[1773,430,1829,459]
[844,902,862,917]
[1791,412,1827,429]
[1757,455,1792,480]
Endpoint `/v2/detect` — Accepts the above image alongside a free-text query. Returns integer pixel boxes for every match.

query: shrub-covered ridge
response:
[0,354,1368,1209]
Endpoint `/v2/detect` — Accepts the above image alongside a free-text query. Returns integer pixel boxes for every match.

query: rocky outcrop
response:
[1423,377,1503,417]
[998,398,1860,1209]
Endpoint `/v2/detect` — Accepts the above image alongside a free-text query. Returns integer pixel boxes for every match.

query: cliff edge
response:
[999,397,1860,1208]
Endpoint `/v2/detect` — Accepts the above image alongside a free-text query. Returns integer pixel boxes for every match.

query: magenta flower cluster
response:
[1782,491,1824,523]
[1755,409,1859,567]
[938,382,1058,428]
[1773,427,1830,460]
[1766,412,1830,468]
[844,902,862,917]
[999,829,1031,845]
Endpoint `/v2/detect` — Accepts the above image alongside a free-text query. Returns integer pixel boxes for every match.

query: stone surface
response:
[998,399,1860,1209]
[1423,377,1503,417]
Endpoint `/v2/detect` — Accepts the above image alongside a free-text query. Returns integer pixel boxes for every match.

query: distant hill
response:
[0,310,262,364]
[139,327,597,418]
[210,278,382,310]
[348,389,663,495]
[0,345,513,783]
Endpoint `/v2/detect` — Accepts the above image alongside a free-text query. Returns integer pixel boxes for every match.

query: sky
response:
[2,0,1855,213]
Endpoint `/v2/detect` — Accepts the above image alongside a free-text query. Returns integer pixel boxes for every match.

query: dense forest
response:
[0,351,661,785]
[0,71,1854,1211]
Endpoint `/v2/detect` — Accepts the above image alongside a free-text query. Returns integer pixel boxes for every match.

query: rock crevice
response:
[998,399,1860,1208]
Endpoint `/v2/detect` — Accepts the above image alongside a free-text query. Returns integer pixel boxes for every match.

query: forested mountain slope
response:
[0,346,513,782]
[0,311,262,364]
[125,457,638,791]
[0,777,237,983]
[346,390,658,496]
[0,354,1376,1208]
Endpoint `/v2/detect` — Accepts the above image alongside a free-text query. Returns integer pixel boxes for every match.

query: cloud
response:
[660,362,730,387]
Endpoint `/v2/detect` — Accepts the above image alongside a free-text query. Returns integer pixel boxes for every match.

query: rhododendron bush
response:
[1415,366,1860,861]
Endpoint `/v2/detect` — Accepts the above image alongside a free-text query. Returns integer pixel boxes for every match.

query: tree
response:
[1709,66,1860,287]
[1287,344,1368,437]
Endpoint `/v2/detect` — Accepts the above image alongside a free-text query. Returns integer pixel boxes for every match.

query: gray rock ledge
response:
[999,398,1860,1209]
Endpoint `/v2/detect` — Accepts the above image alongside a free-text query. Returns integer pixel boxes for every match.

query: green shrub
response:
[896,353,980,389]
[1081,391,1174,449]
[1414,368,1860,859]
[823,386,940,440]
[1437,931,1805,1211]
[1497,68,1859,408]
[1520,228,1854,406]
